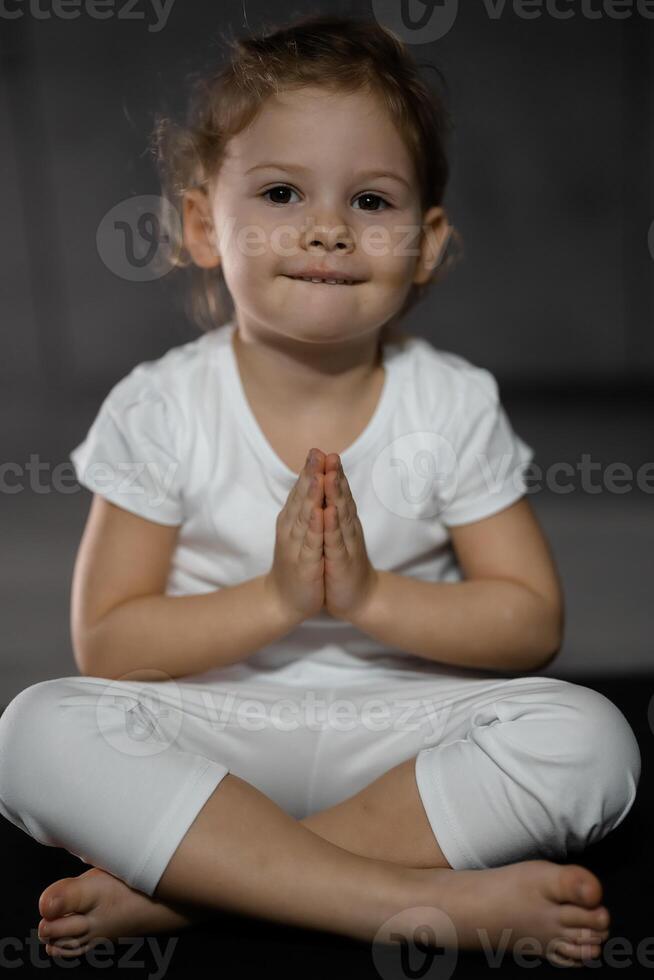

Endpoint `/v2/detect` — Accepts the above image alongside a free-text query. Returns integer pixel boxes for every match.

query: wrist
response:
[346,568,384,630]
[261,574,305,633]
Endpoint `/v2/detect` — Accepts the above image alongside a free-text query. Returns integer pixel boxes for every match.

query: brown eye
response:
[261,185,299,205]
[353,193,390,212]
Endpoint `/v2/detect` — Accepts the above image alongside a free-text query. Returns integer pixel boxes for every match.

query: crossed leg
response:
[35,754,610,969]
[300,754,452,869]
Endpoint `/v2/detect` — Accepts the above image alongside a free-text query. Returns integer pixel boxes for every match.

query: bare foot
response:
[38,858,611,967]
[384,859,611,969]
[37,867,207,958]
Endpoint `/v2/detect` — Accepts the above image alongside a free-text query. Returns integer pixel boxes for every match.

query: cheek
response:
[373,254,416,290]
[388,219,422,266]
[360,216,420,275]
[243,215,305,268]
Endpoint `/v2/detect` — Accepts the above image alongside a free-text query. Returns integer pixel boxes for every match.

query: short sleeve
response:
[69,371,185,526]
[438,366,535,527]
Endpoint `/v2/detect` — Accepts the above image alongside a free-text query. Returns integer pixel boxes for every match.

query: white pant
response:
[0,660,641,898]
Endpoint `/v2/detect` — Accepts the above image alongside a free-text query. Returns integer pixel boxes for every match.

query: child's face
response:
[184,85,447,345]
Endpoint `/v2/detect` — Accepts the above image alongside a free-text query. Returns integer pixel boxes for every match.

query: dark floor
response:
[0,673,651,978]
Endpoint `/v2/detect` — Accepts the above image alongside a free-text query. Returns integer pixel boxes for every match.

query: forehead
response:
[220,86,415,181]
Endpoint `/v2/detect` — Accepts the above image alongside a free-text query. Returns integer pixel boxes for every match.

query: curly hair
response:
[150,12,463,346]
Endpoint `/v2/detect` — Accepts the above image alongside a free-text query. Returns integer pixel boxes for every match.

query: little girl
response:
[0,13,641,969]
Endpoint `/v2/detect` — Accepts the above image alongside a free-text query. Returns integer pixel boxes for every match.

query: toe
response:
[39,913,89,943]
[553,938,602,963]
[39,881,70,919]
[39,888,58,919]
[560,902,611,932]
[552,864,603,909]
[45,939,89,959]
[563,925,610,945]
[39,877,93,919]
[548,949,584,968]
[569,865,603,907]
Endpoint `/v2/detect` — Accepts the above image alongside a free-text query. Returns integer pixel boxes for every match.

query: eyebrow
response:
[245,162,411,190]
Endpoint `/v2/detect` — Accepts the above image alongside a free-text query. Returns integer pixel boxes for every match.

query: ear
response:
[182,188,221,269]
[413,206,452,286]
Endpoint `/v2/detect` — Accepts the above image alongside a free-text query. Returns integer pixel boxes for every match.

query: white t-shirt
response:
[69,320,535,679]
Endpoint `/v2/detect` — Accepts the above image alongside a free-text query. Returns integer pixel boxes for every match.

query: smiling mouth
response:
[283,275,361,286]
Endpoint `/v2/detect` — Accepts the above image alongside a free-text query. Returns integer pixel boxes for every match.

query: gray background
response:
[1,0,652,704]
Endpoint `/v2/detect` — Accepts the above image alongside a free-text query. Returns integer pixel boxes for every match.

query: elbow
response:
[72,638,102,679]
[531,602,565,671]
[533,636,562,672]
[71,627,93,677]
[72,621,116,679]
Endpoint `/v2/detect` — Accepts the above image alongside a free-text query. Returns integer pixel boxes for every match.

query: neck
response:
[231,321,384,411]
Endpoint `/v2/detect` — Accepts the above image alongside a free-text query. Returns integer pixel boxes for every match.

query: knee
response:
[0,677,87,811]
[557,681,641,786]
[547,680,642,847]
[0,677,67,752]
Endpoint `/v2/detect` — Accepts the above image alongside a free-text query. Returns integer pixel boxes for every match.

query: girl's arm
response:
[346,498,564,674]
[72,495,301,681]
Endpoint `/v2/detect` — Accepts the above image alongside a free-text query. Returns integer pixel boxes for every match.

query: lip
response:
[283,271,363,284]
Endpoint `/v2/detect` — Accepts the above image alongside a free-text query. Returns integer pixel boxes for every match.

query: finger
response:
[299,502,324,567]
[323,465,350,559]
[323,500,348,560]
[284,451,321,529]
[324,452,340,472]
[326,465,357,549]
[290,473,323,549]
[324,457,345,506]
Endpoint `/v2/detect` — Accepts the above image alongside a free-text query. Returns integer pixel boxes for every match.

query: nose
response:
[301,213,354,254]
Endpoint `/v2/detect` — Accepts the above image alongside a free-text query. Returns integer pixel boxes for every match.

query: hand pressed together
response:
[320,449,379,622]
[265,447,379,624]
